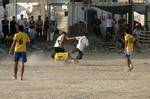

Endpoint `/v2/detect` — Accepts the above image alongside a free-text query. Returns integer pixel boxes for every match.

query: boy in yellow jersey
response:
[9,25,30,80]
[124,28,135,71]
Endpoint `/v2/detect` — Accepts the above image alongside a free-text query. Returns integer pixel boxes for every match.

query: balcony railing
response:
[48,0,69,4]
[92,0,145,5]
[92,0,128,6]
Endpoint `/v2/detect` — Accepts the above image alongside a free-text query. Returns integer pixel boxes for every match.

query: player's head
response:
[125,28,132,34]
[61,31,68,36]
[59,29,67,35]
[4,15,7,19]
[12,16,15,20]
[20,14,23,19]
[18,25,24,32]
[81,32,87,36]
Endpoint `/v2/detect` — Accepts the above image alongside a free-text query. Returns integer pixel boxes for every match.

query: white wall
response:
[146,0,150,3]
[68,2,85,26]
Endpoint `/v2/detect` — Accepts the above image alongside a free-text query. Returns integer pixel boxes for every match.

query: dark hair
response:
[18,25,24,31]
[126,28,132,34]
[12,16,15,18]
[4,15,7,17]
[61,31,67,35]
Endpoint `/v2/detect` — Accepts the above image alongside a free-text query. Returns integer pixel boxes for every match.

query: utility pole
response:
[128,0,133,31]
[72,0,75,26]
[14,0,17,19]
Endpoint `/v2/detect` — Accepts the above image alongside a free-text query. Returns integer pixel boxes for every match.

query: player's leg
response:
[128,58,134,71]
[126,55,134,71]
[127,58,130,69]
[14,61,18,80]
[76,49,83,60]
[125,52,131,70]
[128,50,134,71]
[20,52,27,80]
[20,62,25,80]
[66,52,76,64]
[13,52,21,79]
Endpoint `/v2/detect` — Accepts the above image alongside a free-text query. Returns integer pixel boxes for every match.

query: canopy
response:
[93,4,146,15]
[93,5,132,14]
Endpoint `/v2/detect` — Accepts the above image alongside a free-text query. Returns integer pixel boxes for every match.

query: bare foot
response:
[128,65,134,71]
[129,66,134,71]
[13,76,17,80]
[20,77,23,80]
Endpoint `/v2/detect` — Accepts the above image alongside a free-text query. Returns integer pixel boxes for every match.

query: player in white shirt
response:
[105,15,115,41]
[67,34,89,60]
[51,30,66,59]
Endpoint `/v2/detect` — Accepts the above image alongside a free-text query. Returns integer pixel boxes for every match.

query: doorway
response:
[48,4,68,32]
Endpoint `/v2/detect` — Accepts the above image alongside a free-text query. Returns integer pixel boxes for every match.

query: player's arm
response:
[124,40,128,52]
[9,40,16,54]
[66,36,75,40]
[58,40,63,48]
[26,36,30,51]
[58,35,65,48]
[9,34,18,54]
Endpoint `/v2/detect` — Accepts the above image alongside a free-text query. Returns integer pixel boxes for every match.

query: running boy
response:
[9,25,30,80]
[124,28,135,71]
[67,34,89,61]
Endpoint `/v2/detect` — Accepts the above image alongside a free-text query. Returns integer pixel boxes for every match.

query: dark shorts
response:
[124,50,133,59]
[76,48,83,60]
[51,47,65,58]
[14,52,27,62]
[124,53,130,59]
[54,47,65,53]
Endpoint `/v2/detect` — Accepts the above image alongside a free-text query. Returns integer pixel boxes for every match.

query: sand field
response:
[0,52,150,99]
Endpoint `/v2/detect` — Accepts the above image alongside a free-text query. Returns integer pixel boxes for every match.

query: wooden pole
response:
[15,0,17,20]
[128,0,133,31]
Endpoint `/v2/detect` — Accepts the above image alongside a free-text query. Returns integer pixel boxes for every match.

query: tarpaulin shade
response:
[93,5,132,14]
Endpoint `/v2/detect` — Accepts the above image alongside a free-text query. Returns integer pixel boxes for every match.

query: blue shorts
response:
[124,53,130,59]
[14,52,27,62]
[124,50,133,59]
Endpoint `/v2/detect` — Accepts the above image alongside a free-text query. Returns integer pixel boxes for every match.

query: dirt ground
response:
[0,52,150,99]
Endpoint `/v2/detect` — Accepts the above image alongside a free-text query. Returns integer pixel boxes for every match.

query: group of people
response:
[1,14,57,42]
[91,14,116,41]
[5,13,137,80]
[9,23,89,80]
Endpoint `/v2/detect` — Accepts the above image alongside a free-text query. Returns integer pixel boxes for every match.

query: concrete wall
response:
[68,2,85,26]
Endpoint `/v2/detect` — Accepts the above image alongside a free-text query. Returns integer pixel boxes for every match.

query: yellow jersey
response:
[125,33,135,50]
[55,52,68,61]
[14,31,30,52]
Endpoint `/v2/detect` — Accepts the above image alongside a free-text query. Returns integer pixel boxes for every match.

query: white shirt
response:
[54,34,65,47]
[106,19,113,28]
[75,36,89,52]
[18,19,25,28]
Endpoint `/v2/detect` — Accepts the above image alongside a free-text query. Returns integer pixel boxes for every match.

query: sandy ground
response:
[0,52,150,99]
